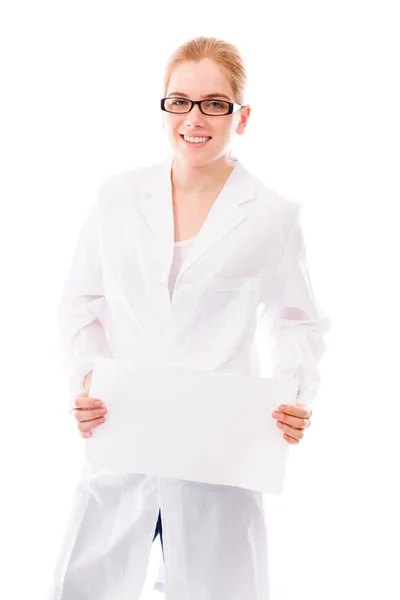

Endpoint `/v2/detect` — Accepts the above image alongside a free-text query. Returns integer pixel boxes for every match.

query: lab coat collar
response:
[137,154,256,282]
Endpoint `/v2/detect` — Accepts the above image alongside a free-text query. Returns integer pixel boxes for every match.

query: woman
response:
[51,36,330,599]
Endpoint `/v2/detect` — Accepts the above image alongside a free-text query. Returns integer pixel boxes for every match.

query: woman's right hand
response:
[70,373,107,438]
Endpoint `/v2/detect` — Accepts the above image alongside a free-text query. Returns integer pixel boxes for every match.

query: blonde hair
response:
[163,36,248,105]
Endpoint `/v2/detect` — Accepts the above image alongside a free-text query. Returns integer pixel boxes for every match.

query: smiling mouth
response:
[180,134,212,140]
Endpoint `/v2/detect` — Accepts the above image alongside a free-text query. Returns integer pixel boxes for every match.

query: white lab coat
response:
[49,154,331,599]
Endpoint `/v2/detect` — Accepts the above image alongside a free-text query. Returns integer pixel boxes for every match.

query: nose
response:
[184,103,206,126]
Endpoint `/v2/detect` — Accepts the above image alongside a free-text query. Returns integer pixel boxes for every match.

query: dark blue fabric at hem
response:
[152,509,164,561]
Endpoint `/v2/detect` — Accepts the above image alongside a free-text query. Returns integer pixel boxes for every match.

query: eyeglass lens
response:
[164,98,230,115]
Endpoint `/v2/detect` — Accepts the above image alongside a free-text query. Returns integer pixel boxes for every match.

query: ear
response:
[236,106,251,135]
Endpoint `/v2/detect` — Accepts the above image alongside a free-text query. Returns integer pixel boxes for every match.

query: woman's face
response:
[162,58,250,167]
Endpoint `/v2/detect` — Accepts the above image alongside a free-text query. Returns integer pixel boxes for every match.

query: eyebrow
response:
[167,91,232,101]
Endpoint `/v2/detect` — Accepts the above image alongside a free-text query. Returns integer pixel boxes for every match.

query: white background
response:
[1,1,399,599]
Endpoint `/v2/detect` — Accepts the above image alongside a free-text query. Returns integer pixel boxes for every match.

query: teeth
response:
[183,135,211,143]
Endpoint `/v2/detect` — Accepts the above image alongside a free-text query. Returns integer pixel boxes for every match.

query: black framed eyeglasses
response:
[161,97,244,116]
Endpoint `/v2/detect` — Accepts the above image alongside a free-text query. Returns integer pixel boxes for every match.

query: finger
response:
[279,403,312,419]
[73,394,104,410]
[297,402,312,419]
[274,412,310,429]
[283,433,300,444]
[72,406,107,422]
[77,415,106,433]
[276,421,304,441]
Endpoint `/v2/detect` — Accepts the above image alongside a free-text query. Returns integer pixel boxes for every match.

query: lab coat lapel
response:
[138,154,256,283]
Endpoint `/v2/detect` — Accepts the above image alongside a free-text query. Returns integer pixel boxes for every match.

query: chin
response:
[174,150,212,166]
[178,149,208,158]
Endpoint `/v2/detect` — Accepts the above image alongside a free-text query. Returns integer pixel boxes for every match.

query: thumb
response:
[83,370,93,391]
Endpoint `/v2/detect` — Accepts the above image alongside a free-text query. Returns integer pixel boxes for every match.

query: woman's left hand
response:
[271,400,312,444]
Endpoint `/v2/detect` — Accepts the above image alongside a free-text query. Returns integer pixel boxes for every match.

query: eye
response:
[207,101,223,109]
[171,98,190,106]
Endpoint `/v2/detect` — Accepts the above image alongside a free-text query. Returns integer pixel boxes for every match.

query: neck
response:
[171,154,236,195]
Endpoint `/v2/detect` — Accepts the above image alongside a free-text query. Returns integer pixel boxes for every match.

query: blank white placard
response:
[84,359,300,494]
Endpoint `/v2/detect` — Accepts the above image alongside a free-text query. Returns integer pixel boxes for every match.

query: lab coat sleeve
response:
[57,183,112,404]
[260,203,331,405]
